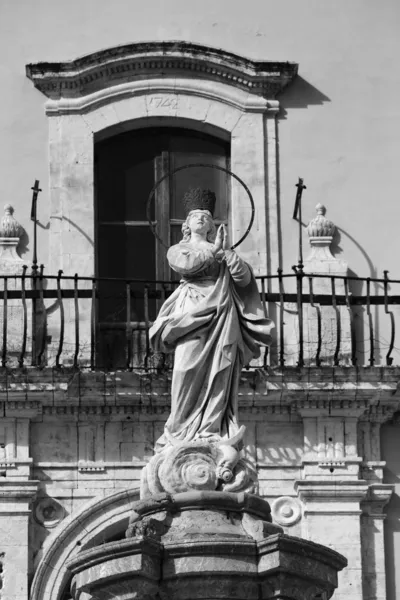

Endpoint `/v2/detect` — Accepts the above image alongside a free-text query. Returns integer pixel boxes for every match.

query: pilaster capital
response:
[295,480,369,515]
[0,480,39,514]
[361,483,394,518]
[362,404,400,424]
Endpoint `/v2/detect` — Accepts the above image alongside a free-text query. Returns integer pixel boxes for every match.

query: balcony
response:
[0,267,399,371]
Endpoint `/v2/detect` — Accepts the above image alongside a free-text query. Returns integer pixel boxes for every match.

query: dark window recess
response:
[95,127,230,369]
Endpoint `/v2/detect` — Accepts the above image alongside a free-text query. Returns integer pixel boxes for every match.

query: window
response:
[95,126,230,367]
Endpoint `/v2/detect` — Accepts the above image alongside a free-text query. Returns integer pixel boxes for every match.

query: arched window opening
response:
[95,126,230,368]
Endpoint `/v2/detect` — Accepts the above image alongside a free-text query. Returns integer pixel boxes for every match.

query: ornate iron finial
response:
[307,203,336,237]
[0,205,24,239]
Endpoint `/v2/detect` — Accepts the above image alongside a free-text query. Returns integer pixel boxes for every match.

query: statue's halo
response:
[146,163,255,250]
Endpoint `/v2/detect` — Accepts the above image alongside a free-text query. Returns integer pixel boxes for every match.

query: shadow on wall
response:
[277,75,331,119]
[17,220,50,261]
[270,75,331,274]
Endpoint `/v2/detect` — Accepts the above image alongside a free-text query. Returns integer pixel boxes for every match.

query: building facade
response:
[1,1,400,599]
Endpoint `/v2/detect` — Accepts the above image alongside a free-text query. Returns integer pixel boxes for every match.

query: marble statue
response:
[151,189,273,441]
[143,188,273,497]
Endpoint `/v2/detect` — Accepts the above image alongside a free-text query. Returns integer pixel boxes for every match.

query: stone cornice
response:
[1,367,400,420]
[0,480,39,499]
[295,480,369,504]
[42,78,278,115]
[258,533,347,572]
[25,40,298,101]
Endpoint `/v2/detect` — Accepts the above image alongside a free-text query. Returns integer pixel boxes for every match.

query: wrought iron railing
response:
[0,266,399,370]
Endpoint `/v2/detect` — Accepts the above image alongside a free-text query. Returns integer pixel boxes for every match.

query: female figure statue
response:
[150,188,273,448]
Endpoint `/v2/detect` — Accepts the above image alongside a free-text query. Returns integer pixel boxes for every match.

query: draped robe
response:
[150,243,273,447]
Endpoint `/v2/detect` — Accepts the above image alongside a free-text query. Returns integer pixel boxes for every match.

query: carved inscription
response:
[148,96,178,109]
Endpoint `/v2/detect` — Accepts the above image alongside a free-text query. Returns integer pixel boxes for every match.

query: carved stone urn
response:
[0,204,25,271]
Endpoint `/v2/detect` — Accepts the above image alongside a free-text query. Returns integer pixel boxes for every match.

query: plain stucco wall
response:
[0,0,400,278]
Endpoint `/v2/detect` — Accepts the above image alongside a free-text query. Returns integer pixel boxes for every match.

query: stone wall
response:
[0,366,397,599]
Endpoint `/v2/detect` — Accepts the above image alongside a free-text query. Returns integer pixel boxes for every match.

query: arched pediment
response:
[26,40,297,101]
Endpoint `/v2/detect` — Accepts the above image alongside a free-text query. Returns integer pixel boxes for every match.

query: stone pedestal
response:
[0,235,27,365]
[67,491,347,600]
[302,204,351,366]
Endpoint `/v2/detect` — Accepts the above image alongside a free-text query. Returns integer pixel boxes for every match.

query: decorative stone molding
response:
[141,435,256,498]
[295,480,369,515]
[298,404,366,480]
[271,496,302,527]
[31,487,141,600]
[34,497,66,528]
[25,41,297,288]
[41,79,279,116]
[2,367,400,410]
[0,480,38,510]
[361,483,394,518]
[77,463,106,473]
[26,41,298,101]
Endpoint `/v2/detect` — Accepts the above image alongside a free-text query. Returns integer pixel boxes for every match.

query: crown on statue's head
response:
[183,188,216,216]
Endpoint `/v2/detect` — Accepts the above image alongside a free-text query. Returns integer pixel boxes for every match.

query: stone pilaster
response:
[361,484,393,600]
[0,418,34,480]
[0,205,30,365]
[296,402,368,600]
[295,480,368,600]
[0,480,38,600]
[299,405,366,481]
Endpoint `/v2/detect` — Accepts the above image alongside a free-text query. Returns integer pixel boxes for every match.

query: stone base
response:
[67,491,347,600]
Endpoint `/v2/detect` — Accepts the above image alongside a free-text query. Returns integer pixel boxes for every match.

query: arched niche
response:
[30,487,140,600]
[26,41,298,278]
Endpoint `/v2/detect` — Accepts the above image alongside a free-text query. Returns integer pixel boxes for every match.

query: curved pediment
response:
[26,40,298,100]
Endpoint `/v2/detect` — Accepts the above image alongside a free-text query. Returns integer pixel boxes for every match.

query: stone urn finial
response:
[304,202,349,281]
[305,203,339,264]
[307,203,336,238]
[0,205,24,239]
[0,205,25,269]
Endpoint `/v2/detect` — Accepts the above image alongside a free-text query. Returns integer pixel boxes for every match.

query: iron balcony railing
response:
[0,266,399,370]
